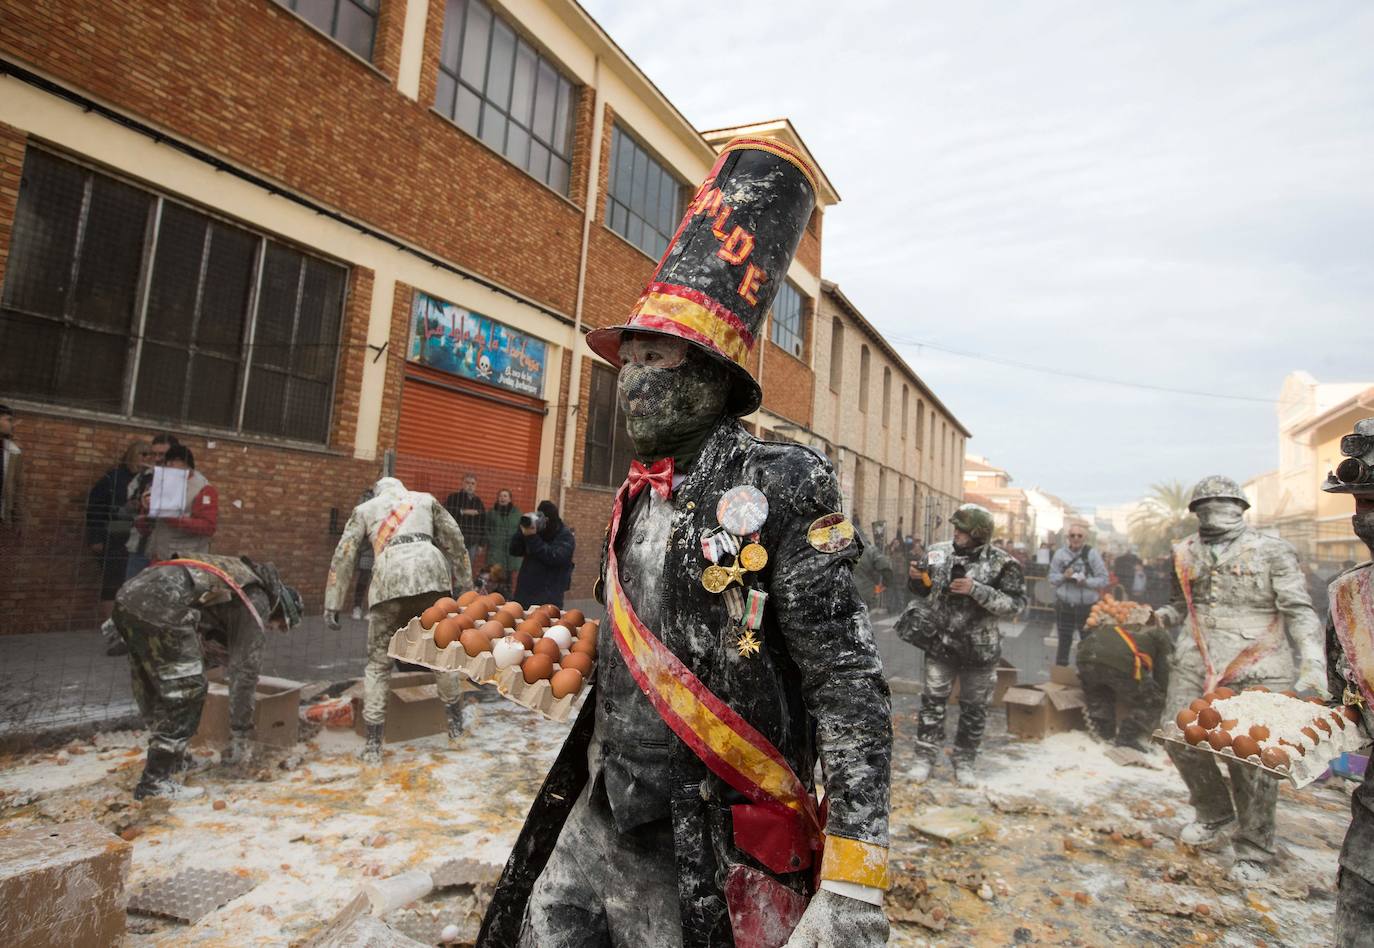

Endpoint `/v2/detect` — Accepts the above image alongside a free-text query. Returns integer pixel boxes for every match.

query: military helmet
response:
[1188,475,1250,511]
[1323,417,1374,496]
[950,503,995,543]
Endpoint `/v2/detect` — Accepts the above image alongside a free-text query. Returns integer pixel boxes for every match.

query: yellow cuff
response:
[818,834,889,890]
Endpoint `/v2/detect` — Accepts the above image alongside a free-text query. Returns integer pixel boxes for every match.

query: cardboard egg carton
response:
[1151,719,1369,789]
[386,616,589,723]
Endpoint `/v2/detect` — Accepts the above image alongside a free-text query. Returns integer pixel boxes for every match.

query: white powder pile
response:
[1211,691,1333,752]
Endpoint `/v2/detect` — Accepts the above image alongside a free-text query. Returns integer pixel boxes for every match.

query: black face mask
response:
[617,350,729,468]
[1353,510,1374,552]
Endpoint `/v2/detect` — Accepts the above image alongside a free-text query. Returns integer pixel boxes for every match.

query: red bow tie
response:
[626,458,674,500]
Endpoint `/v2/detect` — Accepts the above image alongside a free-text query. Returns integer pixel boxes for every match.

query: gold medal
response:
[702,562,745,593]
[736,628,762,658]
[738,542,768,572]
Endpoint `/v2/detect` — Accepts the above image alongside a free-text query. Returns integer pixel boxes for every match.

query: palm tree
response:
[1129,481,1196,558]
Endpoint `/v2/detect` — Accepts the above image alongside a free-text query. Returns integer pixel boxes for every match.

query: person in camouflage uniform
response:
[325,476,472,763]
[897,503,1026,787]
[1154,474,1325,883]
[1316,419,1374,946]
[1074,604,1172,751]
[110,553,302,800]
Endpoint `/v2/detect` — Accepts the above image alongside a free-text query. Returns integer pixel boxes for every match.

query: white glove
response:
[324,609,341,631]
[783,889,888,948]
[1294,656,1331,700]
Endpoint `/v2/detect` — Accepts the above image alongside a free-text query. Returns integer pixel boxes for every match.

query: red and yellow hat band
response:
[626,282,756,370]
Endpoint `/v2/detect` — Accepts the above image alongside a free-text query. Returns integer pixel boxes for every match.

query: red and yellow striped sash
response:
[373,501,414,556]
[1113,625,1154,681]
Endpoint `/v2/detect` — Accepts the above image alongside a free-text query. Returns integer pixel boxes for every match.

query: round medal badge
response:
[717,486,769,537]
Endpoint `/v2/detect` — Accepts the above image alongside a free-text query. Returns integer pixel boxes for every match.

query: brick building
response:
[0,0,854,629]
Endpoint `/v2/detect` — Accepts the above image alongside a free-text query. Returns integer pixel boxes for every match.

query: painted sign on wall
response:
[407,292,547,398]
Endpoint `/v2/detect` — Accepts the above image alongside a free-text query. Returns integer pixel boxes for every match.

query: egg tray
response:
[386,617,589,723]
[1150,721,1370,789]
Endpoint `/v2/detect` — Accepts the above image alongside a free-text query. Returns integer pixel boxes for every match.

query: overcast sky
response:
[581,0,1374,508]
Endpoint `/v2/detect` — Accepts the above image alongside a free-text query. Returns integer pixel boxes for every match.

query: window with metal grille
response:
[581,362,635,487]
[436,0,577,195]
[278,0,378,60]
[0,150,348,444]
[769,280,804,358]
[605,125,683,260]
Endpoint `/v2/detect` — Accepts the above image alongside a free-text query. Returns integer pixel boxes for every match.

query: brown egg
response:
[550,667,584,699]
[1279,738,1306,757]
[1315,717,1332,735]
[517,618,545,638]
[1197,707,1222,730]
[1189,698,1211,714]
[1300,726,1319,744]
[432,596,460,615]
[457,590,481,607]
[571,637,598,658]
[1176,709,1198,729]
[1307,696,1327,705]
[1244,685,1270,693]
[1343,705,1363,723]
[433,616,465,649]
[460,628,488,658]
[479,620,507,641]
[462,603,489,623]
[1249,724,1270,741]
[450,613,476,632]
[1220,719,1238,731]
[494,611,518,629]
[561,609,585,630]
[1184,724,1208,745]
[1281,689,1298,698]
[578,621,599,640]
[419,605,446,630]
[1331,710,1348,730]
[1207,730,1232,751]
[541,604,562,620]
[1214,687,1236,700]
[534,638,562,661]
[499,601,525,619]
[529,611,553,629]
[1202,691,1220,703]
[1261,746,1291,769]
[522,654,555,684]
[488,592,507,607]
[1231,735,1261,759]
[555,651,589,674]
[509,629,536,651]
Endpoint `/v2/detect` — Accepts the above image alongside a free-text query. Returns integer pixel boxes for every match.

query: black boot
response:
[359,724,384,764]
[134,747,205,801]
[446,702,465,740]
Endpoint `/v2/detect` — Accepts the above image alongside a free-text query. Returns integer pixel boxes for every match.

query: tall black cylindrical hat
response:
[587,138,818,415]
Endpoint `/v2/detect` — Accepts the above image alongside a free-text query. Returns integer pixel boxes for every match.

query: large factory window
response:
[581,362,635,488]
[0,149,347,445]
[277,0,378,61]
[605,125,684,260]
[437,0,577,195]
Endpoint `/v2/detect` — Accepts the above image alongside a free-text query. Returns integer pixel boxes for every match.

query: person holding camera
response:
[1049,523,1108,666]
[509,500,574,608]
[897,503,1026,786]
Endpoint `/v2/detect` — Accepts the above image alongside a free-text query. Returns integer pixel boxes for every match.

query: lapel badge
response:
[807,513,854,553]
[717,485,768,537]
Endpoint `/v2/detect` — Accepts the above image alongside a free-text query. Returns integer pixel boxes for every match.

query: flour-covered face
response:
[1194,498,1247,539]
[617,335,729,461]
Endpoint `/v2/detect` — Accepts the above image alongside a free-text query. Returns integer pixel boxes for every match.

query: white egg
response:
[545,625,573,651]
[492,636,525,668]
[440,923,461,943]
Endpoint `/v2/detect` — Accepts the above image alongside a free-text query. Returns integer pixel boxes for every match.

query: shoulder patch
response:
[807,513,854,553]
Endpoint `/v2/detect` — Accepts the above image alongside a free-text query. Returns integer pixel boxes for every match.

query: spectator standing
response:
[0,404,22,526]
[134,444,218,562]
[87,440,153,650]
[1049,524,1108,665]
[510,500,574,608]
[1113,548,1142,598]
[484,487,523,581]
[1131,562,1150,600]
[853,528,892,613]
[124,433,180,579]
[444,473,486,565]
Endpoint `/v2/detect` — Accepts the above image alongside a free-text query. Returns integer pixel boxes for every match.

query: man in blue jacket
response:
[510,500,574,608]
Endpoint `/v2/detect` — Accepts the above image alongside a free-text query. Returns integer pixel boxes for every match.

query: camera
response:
[520,511,545,530]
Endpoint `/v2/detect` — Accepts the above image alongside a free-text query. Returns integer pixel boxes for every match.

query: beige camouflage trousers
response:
[364,591,466,725]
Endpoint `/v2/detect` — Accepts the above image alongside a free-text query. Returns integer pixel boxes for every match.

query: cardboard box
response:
[0,820,131,948]
[948,659,1019,707]
[352,672,473,744]
[1003,674,1088,739]
[193,669,302,749]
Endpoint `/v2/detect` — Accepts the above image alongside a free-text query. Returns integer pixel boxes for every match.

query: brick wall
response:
[0,0,587,315]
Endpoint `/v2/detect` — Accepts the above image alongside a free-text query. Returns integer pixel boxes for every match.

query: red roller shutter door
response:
[396,367,546,508]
